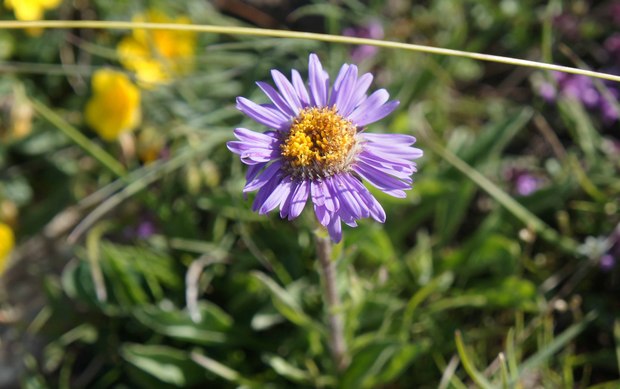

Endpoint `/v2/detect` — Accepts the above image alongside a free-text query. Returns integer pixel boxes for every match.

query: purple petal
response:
[246,163,265,183]
[244,161,282,192]
[358,150,416,180]
[331,65,359,116]
[351,99,400,127]
[257,81,296,117]
[329,175,362,219]
[353,161,410,198]
[259,175,293,214]
[364,144,424,161]
[271,70,302,114]
[313,203,331,226]
[281,179,309,220]
[326,215,342,242]
[252,173,283,212]
[348,88,400,127]
[342,174,385,222]
[291,69,310,107]
[308,53,329,107]
[345,73,373,114]
[310,180,325,206]
[320,179,340,212]
[363,133,417,145]
[236,97,289,130]
[227,129,281,165]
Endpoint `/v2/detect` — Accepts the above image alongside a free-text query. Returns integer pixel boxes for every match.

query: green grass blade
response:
[455,330,495,389]
[31,98,126,178]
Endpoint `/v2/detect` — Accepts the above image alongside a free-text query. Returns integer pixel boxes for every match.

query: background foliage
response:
[1,0,619,388]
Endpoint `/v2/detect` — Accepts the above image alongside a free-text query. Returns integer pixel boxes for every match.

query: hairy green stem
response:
[315,231,348,372]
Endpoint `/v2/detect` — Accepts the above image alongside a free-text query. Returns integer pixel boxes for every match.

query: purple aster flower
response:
[227,53,422,242]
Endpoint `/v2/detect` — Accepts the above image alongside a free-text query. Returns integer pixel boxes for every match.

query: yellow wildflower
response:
[85,69,141,141]
[0,222,14,275]
[117,9,197,86]
[4,0,61,21]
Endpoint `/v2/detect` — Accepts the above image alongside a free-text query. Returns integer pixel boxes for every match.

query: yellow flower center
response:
[280,107,358,179]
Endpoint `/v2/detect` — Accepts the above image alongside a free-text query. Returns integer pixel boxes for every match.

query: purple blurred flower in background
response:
[123,216,158,240]
[515,174,542,196]
[600,87,620,124]
[605,34,620,62]
[539,70,619,124]
[555,72,599,107]
[136,220,157,239]
[610,1,620,25]
[505,167,544,196]
[552,13,581,40]
[600,227,620,271]
[600,254,615,271]
[343,20,384,62]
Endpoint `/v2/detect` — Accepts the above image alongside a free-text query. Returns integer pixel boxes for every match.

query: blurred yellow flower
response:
[4,0,61,21]
[137,126,165,164]
[117,10,197,86]
[0,84,34,142]
[0,222,14,275]
[85,69,141,141]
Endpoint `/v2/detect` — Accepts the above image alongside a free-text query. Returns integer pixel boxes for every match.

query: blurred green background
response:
[1,0,619,388]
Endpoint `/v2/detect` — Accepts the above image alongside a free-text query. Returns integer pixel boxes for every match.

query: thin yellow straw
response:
[1,20,620,83]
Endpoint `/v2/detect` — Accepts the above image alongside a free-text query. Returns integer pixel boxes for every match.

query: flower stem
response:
[315,231,348,372]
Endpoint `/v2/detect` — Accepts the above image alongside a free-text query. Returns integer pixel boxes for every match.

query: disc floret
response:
[280,106,358,179]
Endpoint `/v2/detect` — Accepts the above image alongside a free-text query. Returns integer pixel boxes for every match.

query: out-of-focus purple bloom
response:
[600,88,620,124]
[605,34,620,62]
[123,216,159,240]
[515,174,542,196]
[136,220,157,239]
[555,72,599,107]
[600,226,620,271]
[539,82,557,102]
[538,70,619,124]
[600,254,616,271]
[505,167,544,196]
[610,2,620,25]
[343,21,384,62]
[552,13,580,39]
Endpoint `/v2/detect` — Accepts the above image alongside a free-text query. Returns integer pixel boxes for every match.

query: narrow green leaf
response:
[31,98,126,178]
[455,330,494,389]
[133,302,232,345]
[515,311,597,384]
[251,271,318,330]
[121,344,204,387]
[190,352,257,387]
[341,340,429,389]
[264,355,311,384]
